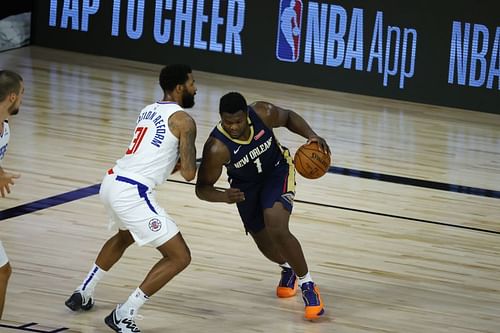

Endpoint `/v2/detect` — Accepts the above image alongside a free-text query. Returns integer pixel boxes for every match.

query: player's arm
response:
[169,111,197,181]
[251,101,330,154]
[0,166,20,198]
[195,137,245,203]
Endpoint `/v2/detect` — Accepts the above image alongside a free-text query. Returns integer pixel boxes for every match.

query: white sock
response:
[298,272,313,287]
[279,262,291,269]
[117,287,150,319]
[78,263,106,296]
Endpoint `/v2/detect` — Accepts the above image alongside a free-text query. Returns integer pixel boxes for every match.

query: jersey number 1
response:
[126,127,148,154]
[253,157,263,173]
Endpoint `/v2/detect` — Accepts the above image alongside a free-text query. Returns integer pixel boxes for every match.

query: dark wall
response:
[1,1,33,20]
[31,0,500,113]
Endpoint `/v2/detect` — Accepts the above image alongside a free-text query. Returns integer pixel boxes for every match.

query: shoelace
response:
[121,317,141,333]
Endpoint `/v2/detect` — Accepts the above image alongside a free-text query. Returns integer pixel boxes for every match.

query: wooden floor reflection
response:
[0,46,498,332]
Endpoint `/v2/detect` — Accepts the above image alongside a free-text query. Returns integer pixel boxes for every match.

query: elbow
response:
[195,185,204,200]
[181,169,196,182]
[195,184,210,201]
[180,164,197,182]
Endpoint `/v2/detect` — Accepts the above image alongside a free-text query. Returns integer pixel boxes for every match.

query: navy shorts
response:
[231,161,296,234]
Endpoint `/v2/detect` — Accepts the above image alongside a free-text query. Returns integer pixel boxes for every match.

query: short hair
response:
[219,92,248,114]
[159,64,192,92]
[0,70,23,101]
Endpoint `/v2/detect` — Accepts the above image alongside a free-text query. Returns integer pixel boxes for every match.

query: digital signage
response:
[32,0,500,113]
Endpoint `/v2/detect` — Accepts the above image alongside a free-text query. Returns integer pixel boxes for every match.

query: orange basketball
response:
[294,142,331,179]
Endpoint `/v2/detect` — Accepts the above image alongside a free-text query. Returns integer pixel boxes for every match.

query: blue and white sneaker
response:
[104,306,141,333]
[65,290,94,311]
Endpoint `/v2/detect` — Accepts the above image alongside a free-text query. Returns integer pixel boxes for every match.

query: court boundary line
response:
[328,166,500,199]
[0,173,498,235]
[0,322,69,332]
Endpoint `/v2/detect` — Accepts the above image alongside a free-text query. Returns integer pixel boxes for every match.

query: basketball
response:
[294,142,331,179]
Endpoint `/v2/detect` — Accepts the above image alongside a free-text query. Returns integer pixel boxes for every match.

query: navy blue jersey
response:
[210,107,287,184]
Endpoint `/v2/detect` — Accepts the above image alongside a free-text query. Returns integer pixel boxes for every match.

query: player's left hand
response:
[225,187,245,203]
[307,135,331,155]
[0,171,21,197]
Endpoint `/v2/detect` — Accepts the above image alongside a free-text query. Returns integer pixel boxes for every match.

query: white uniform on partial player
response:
[0,121,11,266]
[100,102,182,247]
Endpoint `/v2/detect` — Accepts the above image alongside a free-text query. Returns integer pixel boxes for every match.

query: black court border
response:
[0,165,498,235]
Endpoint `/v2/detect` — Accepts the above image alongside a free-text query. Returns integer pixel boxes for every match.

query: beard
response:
[8,107,19,115]
[181,91,195,109]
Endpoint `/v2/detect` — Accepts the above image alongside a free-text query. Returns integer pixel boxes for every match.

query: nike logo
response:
[234,145,242,154]
[275,160,280,166]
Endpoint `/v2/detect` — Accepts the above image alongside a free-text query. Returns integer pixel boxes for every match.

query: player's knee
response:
[116,231,134,247]
[166,246,191,272]
[0,262,12,281]
[265,221,290,237]
[177,249,191,270]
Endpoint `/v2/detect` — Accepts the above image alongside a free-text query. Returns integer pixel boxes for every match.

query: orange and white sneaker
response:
[276,267,298,298]
[301,281,325,320]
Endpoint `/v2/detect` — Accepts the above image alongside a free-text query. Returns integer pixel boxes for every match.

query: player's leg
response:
[249,228,286,264]
[140,232,191,296]
[105,189,189,333]
[0,263,11,320]
[249,227,298,298]
[261,158,309,277]
[262,159,325,320]
[66,175,135,312]
[235,179,300,299]
[106,230,190,333]
[65,229,135,312]
[95,229,135,270]
[264,203,324,320]
[0,243,11,319]
[263,203,308,275]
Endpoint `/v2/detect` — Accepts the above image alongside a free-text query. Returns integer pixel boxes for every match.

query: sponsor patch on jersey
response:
[148,218,162,232]
[254,129,265,140]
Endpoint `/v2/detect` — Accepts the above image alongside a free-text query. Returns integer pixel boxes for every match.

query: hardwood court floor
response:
[0,46,499,333]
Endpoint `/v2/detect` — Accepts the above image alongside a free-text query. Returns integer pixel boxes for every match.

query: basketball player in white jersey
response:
[0,70,24,319]
[65,64,197,333]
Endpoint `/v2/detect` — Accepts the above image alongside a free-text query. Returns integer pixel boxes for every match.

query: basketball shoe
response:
[301,281,325,320]
[276,267,298,298]
[105,306,141,333]
[65,290,94,311]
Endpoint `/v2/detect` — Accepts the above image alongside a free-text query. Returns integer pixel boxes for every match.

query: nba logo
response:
[276,0,303,62]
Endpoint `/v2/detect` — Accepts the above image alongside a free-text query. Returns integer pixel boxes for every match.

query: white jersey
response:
[0,121,10,165]
[0,121,10,263]
[115,102,181,187]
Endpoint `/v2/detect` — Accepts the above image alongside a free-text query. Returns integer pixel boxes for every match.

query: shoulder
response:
[168,110,196,139]
[169,110,195,128]
[204,135,227,153]
[202,135,230,163]
[250,101,272,117]
[249,101,276,128]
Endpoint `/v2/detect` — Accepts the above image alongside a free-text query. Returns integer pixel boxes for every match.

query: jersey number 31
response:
[126,127,148,154]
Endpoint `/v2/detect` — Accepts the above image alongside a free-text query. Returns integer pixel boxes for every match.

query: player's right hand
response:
[0,172,21,198]
[225,187,245,203]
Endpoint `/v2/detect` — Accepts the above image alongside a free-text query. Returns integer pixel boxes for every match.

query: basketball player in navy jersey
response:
[65,64,197,332]
[196,92,330,320]
[0,70,24,319]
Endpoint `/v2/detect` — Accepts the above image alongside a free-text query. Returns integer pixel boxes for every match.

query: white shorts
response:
[0,241,8,267]
[99,169,179,247]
